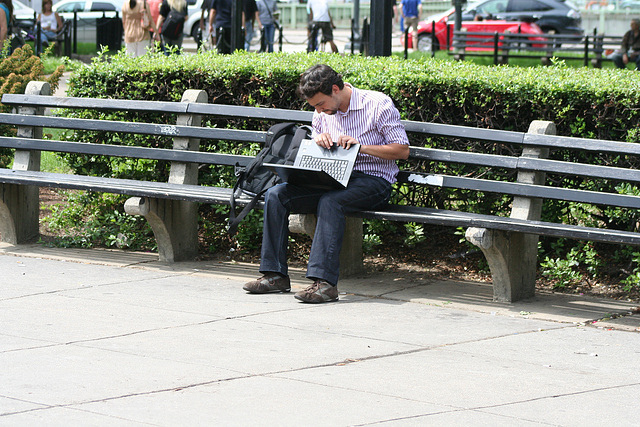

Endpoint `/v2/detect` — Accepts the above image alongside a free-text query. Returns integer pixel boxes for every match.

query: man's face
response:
[632,20,640,32]
[306,85,341,115]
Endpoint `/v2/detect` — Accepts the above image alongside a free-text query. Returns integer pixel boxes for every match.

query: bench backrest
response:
[3,91,640,212]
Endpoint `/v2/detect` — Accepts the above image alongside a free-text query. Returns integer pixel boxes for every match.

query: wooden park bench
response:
[2,81,640,303]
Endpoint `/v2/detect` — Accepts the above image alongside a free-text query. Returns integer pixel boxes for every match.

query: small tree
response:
[1,44,64,167]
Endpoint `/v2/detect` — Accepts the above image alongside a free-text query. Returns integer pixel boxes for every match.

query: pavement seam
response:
[1,325,574,418]
[582,308,640,329]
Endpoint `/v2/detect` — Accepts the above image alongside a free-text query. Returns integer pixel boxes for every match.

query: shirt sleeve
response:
[375,97,410,146]
[159,0,170,17]
[311,111,322,139]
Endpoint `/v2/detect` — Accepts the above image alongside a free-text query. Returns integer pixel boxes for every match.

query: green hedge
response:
[68,51,640,140]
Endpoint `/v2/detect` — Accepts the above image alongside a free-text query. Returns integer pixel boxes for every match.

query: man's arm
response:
[360,143,409,160]
[209,7,217,31]
[621,31,631,53]
[0,8,6,42]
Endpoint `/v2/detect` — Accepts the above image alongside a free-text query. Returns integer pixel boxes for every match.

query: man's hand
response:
[315,134,358,150]
[314,133,334,149]
[336,135,358,149]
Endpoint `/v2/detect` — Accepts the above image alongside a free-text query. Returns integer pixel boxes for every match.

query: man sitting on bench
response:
[611,18,640,70]
[242,64,410,303]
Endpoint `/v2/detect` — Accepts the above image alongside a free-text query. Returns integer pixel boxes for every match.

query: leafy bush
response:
[41,192,155,250]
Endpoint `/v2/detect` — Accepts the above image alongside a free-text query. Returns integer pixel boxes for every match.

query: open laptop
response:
[264,139,360,190]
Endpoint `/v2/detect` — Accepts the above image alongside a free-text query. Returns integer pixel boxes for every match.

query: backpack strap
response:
[227,184,267,236]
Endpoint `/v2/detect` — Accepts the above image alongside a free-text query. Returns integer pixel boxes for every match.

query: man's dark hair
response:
[297,64,344,100]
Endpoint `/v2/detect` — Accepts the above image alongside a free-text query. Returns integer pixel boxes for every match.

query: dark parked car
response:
[462,0,583,35]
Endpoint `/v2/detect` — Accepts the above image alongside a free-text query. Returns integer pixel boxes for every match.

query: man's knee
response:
[317,192,345,215]
[264,183,288,205]
[612,55,625,68]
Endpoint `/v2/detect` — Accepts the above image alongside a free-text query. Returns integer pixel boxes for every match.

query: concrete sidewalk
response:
[1,243,639,426]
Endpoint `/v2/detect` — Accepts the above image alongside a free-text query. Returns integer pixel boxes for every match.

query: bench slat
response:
[186,103,314,123]
[0,94,189,113]
[0,94,527,144]
[0,114,267,144]
[0,137,252,167]
[517,156,640,183]
[524,133,640,155]
[401,120,524,143]
[358,205,640,246]
[0,168,257,206]
[402,173,640,209]
[409,147,520,168]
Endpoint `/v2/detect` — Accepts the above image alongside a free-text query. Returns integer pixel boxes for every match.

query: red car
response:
[404,8,545,52]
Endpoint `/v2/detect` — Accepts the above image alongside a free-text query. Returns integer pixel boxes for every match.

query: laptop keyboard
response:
[299,155,349,181]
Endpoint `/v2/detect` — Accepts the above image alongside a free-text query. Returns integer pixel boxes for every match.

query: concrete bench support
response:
[124,89,207,262]
[289,214,364,278]
[466,120,554,302]
[0,81,49,244]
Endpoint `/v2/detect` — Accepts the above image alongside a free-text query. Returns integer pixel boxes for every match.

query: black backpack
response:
[161,7,186,39]
[228,122,312,235]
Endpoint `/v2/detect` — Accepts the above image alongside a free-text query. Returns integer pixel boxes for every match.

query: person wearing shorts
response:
[307,0,337,53]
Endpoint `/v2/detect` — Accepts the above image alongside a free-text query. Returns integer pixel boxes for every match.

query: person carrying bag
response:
[158,0,187,54]
[257,0,278,53]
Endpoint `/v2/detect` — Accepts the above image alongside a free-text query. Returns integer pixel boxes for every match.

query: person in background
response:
[158,0,187,54]
[37,0,62,48]
[209,0,232,54]
[199,0,213,48]
[256,0,277,52]
[307,0,337,53]
[122,0,157,56]
[242,64,410,304]
[305,1,317,52]
[611,18,640,70]
[0,0,12,51]
[401,0,421,50]
[244,0,259,51]
[147,0,163,43]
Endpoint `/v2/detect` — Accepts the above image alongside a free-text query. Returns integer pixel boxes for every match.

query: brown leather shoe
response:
[243,273,291,294]
[294,280,339,303]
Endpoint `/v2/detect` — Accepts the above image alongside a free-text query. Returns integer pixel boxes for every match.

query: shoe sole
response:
[294,295,339,303]
[243,286,291,294]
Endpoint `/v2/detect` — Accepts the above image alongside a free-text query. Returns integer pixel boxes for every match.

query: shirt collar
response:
[336,83,361,117]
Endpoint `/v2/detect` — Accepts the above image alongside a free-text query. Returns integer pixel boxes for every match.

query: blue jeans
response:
[162,33,184,55]
[261,23,275,52]
[612,51,640,70]
[244,20,254,51]
[38,30,57,46]
[259,171,392,285]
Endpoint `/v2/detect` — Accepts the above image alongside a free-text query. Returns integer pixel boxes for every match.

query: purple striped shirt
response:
[311,84,410,184]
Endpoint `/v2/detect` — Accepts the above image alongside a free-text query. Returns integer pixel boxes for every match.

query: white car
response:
[13,0,37,29]
[53,0,121,15]
[13,0,37,19]
[52,0,121,45]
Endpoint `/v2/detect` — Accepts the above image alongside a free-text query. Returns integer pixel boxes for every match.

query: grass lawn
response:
[397,49,619,69]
